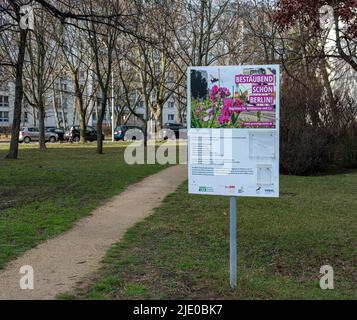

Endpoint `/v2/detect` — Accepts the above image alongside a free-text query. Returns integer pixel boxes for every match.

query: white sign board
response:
[188,65,280,197]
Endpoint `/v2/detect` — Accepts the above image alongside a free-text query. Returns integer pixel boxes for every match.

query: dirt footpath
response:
[0,165,187,300]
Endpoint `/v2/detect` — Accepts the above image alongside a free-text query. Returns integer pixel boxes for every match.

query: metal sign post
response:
[230,196,237,289]
[111,71,115,142]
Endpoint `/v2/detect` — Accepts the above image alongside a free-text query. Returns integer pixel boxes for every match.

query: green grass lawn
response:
[0,142,166,269]
[70,171,357,300]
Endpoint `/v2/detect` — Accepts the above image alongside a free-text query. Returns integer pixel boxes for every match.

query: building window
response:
[24,112,28,123]
[59,112,68,122]
[104,112,108,122]
[0,96,9,108]
[92,113,97,122]
[168,102,174,108]
[63,98,68,109]
[0,111,9,122]
[168,114,175,121]
[0,83,9,91]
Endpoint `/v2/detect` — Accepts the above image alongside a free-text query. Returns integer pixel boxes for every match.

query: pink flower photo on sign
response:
[190,67,277,129]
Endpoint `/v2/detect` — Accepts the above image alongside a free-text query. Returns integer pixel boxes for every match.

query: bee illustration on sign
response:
[209,74,219,84]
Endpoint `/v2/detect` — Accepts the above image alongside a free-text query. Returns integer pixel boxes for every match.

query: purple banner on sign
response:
[252,85,275,94]
[249,95,274,104]
[235,74,275,84]
[229,106,275,112]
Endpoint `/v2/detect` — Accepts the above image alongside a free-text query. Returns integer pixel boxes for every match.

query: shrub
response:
[280,77,356,175]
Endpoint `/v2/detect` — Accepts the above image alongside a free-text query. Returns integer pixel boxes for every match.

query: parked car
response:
[114,125,143,141]
[162,123,187,140]
[64,126,104,142]
[46,127,65,141]
[19,127,58,144]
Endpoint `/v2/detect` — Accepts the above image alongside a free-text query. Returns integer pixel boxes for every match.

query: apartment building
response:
[0,82,13,130]
[0,78,180,130]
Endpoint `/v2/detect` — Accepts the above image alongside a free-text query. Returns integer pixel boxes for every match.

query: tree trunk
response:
[97,99,107,154]
[52,82,60,128]
[74,96,86,142]
[38,104,46,151]
[176,97,183,124]
[320,58,335,111]
[32,106,37,127]
[59,78,67,128]
[177,110,183,125]
[197,0,206,66]
[72,107,76,126]
[298,17,309,78]
[72,73,86,142]
[144,96,149,147]
[155,108,163,133]
[96,118,103,154]
[95,103,99,124]
[79,110,86,143]
[6,28,28,159]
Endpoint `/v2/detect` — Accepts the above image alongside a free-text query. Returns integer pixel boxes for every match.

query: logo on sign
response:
[264,188,274,194]
[199,186,214,193]
[225,185,236,194]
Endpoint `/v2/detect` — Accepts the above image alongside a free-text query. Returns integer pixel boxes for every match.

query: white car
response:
[162,123,188,140]
[19,127,58,144]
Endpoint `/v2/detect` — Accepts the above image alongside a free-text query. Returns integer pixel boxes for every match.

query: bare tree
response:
[1,0,29,159]
[0,0,146,158]
[59,23,98,143]
[23,7,60,150]
[85,0,119,154]
[114,44,142,127]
